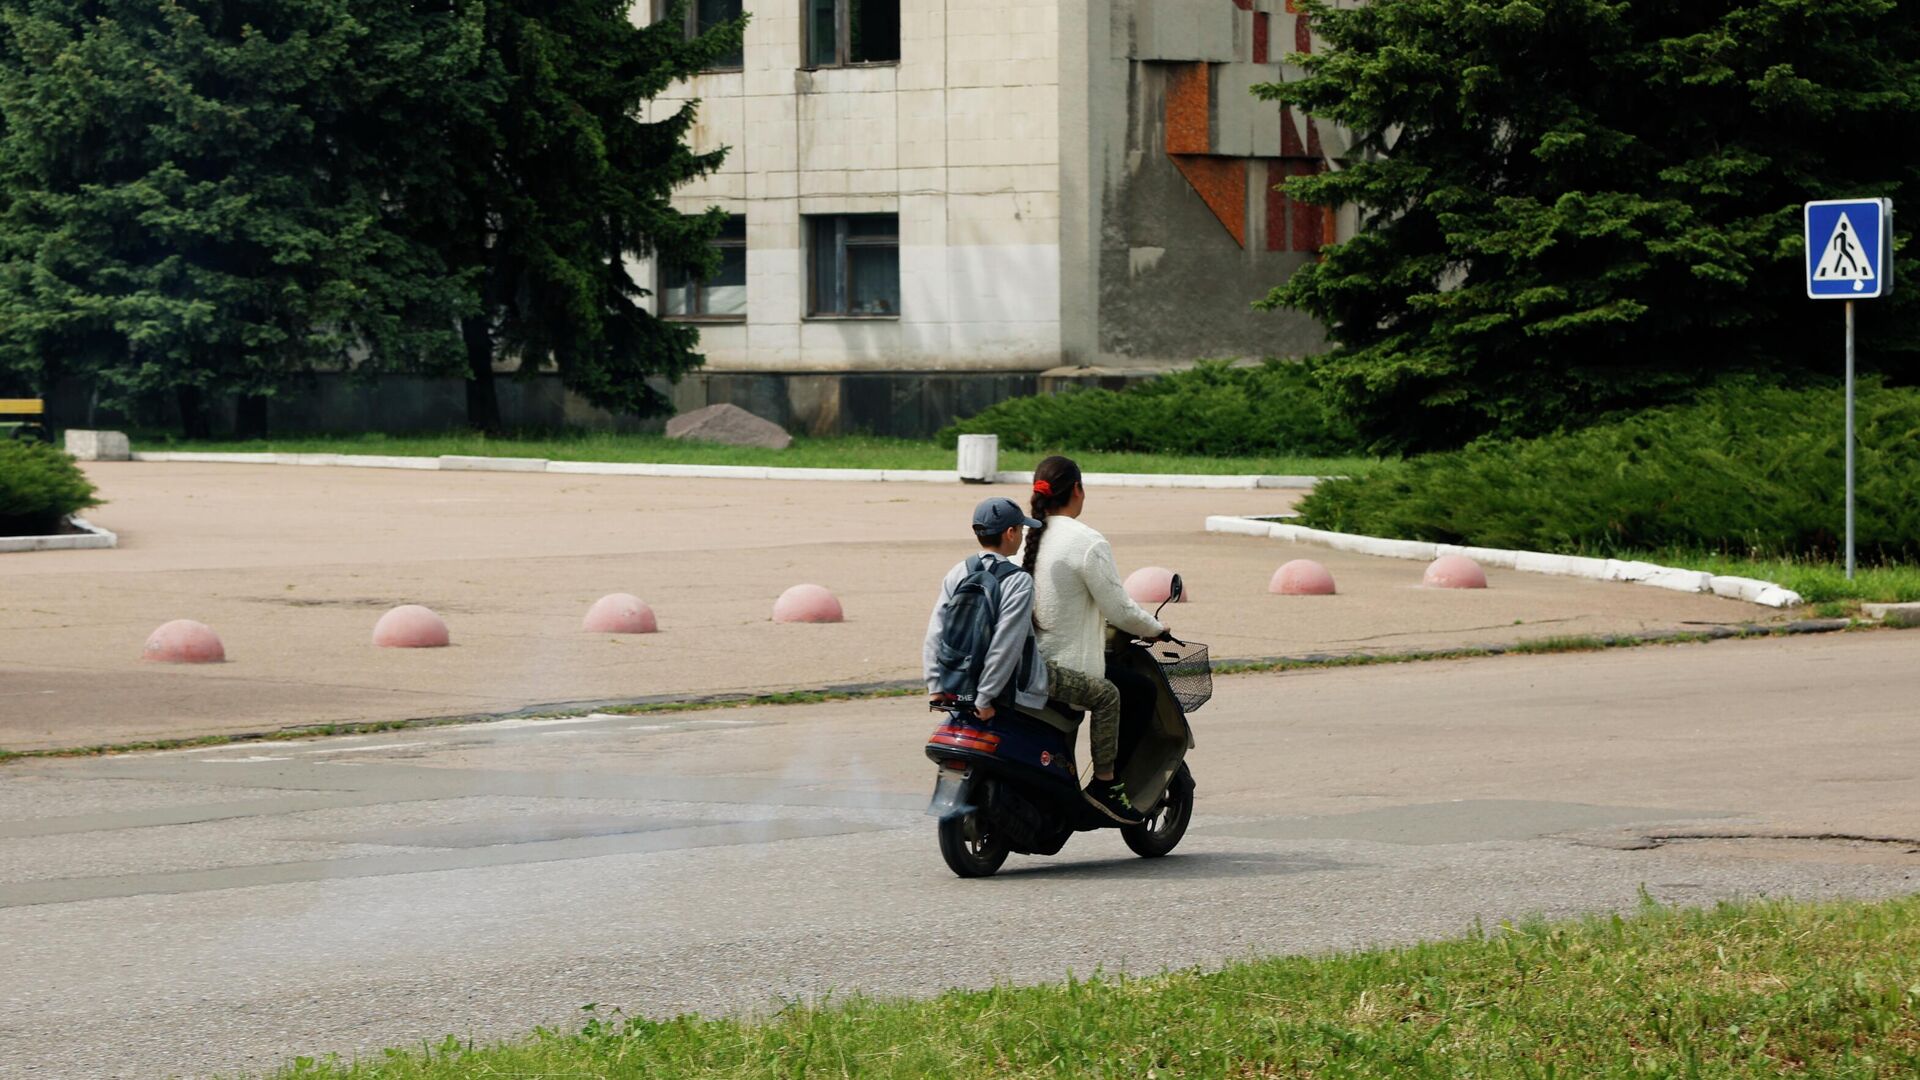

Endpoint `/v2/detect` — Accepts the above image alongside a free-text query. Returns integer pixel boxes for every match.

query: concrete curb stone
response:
[0,516,117,553]
[1862,602,1920,628]
[438,455,549,473]
[126,451,1318,491]
[1206,515,1803,610]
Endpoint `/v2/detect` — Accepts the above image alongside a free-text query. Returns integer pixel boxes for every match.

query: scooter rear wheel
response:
[938,810,1010,878]
[1122,765,1193,858]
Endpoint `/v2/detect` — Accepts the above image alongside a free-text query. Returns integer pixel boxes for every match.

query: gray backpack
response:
[932,556,1035,705]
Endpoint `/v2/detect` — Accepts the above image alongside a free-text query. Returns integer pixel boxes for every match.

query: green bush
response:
[940,360,1362,457]
[0,440,101,535]
[1296,380,1920,562]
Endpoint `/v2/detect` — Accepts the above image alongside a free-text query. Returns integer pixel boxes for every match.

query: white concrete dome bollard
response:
[142,620,225,663]
[583,593,658,634]
[773,584,843,623]
[1123,566,1189,604]
[373,605,451,647]
[1270,559,1336,595]
[1423,555,1489,589]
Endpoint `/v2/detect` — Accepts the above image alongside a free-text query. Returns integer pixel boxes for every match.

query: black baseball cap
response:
[973,497,1042,534]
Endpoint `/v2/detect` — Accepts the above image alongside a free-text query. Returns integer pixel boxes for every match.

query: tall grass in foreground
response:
[268,895,1920,1078]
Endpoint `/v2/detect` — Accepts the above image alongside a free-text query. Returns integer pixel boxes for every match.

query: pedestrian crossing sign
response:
[1806,198,1892,299]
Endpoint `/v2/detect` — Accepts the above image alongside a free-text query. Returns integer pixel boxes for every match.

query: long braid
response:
[1021,455,1082,575]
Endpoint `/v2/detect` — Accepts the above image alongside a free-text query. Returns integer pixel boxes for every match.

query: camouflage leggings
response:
[1045,660,1122,773]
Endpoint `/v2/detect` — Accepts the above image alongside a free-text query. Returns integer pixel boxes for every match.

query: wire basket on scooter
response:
[1153,640,1212,713]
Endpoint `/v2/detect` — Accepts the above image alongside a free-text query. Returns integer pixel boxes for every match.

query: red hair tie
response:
[1033,480,1053,496]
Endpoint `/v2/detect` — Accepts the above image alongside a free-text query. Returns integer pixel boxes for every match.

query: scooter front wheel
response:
[937,809,1010,878]
[1122,765,1193,858]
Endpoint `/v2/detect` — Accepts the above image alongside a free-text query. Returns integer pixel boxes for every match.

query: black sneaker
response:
[1084,780,1145,825]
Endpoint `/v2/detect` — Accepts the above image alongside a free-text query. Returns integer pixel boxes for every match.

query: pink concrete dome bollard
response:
[372,604,450,648]
[142,619,225,663]
[1270,559,1336,596]
[1423,554,1489,590]
[773,584,843,624]
[583,593,658,634]
[1123,566,1189,605]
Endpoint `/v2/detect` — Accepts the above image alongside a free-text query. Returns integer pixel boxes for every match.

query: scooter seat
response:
[1015,700,1083,736]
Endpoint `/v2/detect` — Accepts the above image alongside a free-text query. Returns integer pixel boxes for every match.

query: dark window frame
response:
[660,215,748,323]
[806,213,900,320]
[654,0,745,72]
[802,0,900,70]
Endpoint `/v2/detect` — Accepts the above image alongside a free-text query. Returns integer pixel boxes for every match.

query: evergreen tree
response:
[0,1,480,436]
[1259,0,1920,452]
[439,0,743,432]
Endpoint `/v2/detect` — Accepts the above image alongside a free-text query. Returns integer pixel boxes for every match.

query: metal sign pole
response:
[1845,299,1856,580]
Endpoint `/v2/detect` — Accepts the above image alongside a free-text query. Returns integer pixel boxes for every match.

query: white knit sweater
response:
[1027,514,1164,681]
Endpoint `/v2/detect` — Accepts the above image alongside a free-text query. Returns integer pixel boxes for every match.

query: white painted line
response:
[1206,515,1803,609]
[303,741,433,755]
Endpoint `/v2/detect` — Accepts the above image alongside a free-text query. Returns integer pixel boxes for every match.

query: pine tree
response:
[438,0,742,433]
[1259,0,1920,452]
[0,1,480,437]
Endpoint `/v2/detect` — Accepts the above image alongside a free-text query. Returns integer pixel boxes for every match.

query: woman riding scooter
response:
[1023,455,1172,824]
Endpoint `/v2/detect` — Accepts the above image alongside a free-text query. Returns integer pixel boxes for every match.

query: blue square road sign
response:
[1806,198,1892,299]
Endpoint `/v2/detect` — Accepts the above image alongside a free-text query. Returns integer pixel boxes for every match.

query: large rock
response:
[665,404,792,450]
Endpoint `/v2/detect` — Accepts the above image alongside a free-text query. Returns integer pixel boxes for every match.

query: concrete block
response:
[1515,551,1611,579]
[765,467,888,482]
[1358,537,1440,562]
[0,516,116,552]
[1642,568,1713,594]
[1862,601,1920,624]
[274,453,341,467]
[957,434,999,482]
[1604,559,1665,583]
[545,461,655,476]
[1254,475,1322,489]
[1206,515,1277,537]
[1754,586,1805,610]
[1708,575,1774,604]
[880,470,960,483]
[335,455,441,470]
[438,455,550,473]
[63,430,130,461]
[1436,544,1521,570]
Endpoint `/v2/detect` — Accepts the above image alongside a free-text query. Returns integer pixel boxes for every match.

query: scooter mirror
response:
[1168,573,1183,603]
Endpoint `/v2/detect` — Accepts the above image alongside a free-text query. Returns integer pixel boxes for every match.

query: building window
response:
[808,214,899,318]
[655,0,744,70]
[661,215,747,320]
[805,0,899,68]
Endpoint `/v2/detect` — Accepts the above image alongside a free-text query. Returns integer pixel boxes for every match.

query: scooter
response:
[922,574,1211,877]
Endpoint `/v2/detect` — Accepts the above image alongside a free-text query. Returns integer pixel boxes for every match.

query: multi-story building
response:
[643,0,1346,436]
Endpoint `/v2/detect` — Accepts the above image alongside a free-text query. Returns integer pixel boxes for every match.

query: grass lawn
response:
[266,896,1920,1078]
[131,431,1383,479]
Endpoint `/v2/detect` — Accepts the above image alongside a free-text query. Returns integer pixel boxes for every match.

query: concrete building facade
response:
[642,0,1344,435]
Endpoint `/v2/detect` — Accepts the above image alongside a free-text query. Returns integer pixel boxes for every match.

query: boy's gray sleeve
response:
[975,572,1034,708]
[923,564,961,692]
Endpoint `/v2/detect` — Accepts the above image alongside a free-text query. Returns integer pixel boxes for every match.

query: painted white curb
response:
[130,451,1326,491]
[1205,516,1803,609]
[0,516,117,553]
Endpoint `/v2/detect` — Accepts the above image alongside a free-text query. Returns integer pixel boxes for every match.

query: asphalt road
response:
[3,633,1917,1078]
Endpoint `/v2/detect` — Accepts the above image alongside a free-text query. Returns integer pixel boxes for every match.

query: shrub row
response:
[0,441,100,535]
[940,360,1362,457]
[1296,381,1920,563]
